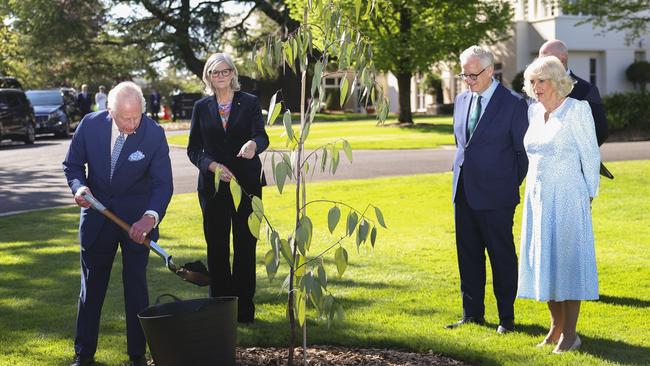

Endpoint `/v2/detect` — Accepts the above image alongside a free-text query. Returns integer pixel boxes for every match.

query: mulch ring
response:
[235,345,470,366]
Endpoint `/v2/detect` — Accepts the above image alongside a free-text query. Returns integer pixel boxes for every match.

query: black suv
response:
[26,88,82,138]
[0,88,36,145]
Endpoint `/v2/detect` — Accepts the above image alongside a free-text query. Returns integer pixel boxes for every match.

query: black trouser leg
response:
[199,190,234,298]
[232,190,259,323]
[454,181,486,319]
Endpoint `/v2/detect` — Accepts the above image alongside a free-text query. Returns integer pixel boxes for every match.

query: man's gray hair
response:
[107,81,146,114]
[202,52,241,95]
[459,46,494,68]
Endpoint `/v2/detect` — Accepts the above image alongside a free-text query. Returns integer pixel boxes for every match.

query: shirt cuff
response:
[144,210,160,228]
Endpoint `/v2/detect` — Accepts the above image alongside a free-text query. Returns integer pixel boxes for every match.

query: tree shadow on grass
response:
[381,122,454,134]
[598,294,650,308]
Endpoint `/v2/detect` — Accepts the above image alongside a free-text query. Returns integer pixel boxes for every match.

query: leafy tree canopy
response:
[561,0,650,45]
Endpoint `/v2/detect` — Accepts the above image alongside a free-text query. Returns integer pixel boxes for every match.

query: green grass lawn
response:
[165,115,455,150]
[1,161,649,365]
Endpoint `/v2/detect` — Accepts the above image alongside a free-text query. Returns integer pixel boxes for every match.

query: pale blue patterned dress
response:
[517,98,600,301]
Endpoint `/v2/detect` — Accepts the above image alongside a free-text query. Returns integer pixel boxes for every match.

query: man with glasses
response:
[447,46,529,334]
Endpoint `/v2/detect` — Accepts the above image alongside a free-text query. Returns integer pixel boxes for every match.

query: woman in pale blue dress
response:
[517,56,600,353]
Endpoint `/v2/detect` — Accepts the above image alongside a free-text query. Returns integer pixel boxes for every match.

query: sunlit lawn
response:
[166,115,455,150]
[0,160,648,365]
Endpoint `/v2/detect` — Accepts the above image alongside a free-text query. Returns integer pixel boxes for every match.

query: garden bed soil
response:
[138,346,469,366]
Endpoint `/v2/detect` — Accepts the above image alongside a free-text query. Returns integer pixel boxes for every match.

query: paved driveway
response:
[1,133,649,216]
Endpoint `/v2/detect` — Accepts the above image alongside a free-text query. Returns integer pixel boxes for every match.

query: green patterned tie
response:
[467,95,482,139]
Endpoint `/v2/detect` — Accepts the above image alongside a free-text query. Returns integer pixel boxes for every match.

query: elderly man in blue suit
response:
[63,81,173,366]
[446,46,529,334]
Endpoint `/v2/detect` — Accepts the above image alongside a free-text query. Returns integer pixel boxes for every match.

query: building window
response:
[415,73,426,111]
[494,63,503,83]
[635,51,647,62]
[589,58,597,86]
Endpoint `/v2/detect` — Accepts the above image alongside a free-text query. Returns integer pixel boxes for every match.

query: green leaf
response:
[280,239,293,266]
[230,179,241,211]
[331,146,340,174]
[264,249,279,282]
[311,61,323,97]
[346,211,358,236]
[327,205,340,233]
[284,41,294,70]
[270,102,282,126]
[320,148,328,172]
[355,0,362,21]
[275,162,287,194]
[255,53,264,77]
[296,290,306,327]
[295,253,306,277]
[213,165,222,193]
[342,139,353,163]
[282,110,294,142]
[339,77,349,107]
[247,212,261,239]
[299,215,313,250]
[317,263,327,289]
[375,206,387,228]
[270,230,281,256]
[251,195,264,220]
[370,226,377,247]
[356,219,370,247]
[334,247,348,277]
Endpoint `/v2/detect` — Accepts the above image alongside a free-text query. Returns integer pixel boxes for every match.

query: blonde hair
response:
[523,56,575,99]
[107,81,146,114]
[202,53,241,95]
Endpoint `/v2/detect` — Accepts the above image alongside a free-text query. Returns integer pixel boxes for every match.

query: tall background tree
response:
[561,0,650,45]
[287,0,512,123]
[0,0,149,88]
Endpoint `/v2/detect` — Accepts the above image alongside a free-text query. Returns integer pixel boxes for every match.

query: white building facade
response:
[381,0,650,112]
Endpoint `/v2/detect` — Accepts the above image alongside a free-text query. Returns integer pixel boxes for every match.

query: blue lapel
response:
[207,96,226,133]
[227,91,243,130]
[98,113,112,180]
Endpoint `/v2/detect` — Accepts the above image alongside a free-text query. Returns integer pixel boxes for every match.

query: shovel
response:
[81,191,211,287]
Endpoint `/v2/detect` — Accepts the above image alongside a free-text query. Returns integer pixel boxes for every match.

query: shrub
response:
[603,92,650,131]
[626,61,650,92]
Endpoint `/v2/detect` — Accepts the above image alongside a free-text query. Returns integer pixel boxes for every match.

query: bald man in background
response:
[539,39,612,178]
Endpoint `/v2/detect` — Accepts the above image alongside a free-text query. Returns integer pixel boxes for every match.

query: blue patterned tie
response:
[467,95,482,140]
[110,133,125,180]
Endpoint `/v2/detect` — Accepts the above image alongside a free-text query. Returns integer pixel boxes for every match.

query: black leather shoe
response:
[70,354,94,366]
[128,355,147,366]
[497,320,515,334]
[445,316,485,329]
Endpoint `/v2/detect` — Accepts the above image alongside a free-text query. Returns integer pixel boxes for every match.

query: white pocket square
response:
[128,150,145,162]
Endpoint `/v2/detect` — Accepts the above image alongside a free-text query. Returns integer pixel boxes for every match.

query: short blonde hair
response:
[523,56,575,100]
[202,53,241,95]
[107,81,146,114]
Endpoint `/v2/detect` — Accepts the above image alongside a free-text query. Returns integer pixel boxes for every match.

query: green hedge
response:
[603,92,650,131]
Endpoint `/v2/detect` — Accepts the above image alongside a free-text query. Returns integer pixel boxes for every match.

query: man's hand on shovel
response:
[130,215,155,244]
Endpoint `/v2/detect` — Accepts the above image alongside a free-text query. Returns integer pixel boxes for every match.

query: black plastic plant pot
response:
[138,295,238,366]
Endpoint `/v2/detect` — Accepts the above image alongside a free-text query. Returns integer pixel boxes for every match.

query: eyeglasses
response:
[209,68,233,78]
[458,67,488,81]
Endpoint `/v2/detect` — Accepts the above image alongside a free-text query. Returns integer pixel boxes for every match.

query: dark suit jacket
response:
[63,111,174,248]
[452,82,529,210]
[77,92,92,115]
[187,91,269,197]
[569,71,608,146]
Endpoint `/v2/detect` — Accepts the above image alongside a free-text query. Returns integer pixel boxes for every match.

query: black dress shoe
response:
[128,355,147,366]
[70,354,94,366]
[497,320,515,334]
[445,316,485,329]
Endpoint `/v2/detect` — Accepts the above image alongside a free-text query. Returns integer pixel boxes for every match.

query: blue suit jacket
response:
[452,83,529,210]
[569,71,608,146]
[63,111,173,248]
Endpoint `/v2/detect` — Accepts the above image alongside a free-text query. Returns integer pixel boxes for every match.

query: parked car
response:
[0,76,23,89]
[0,88,36,145]
[26,88,82,138]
